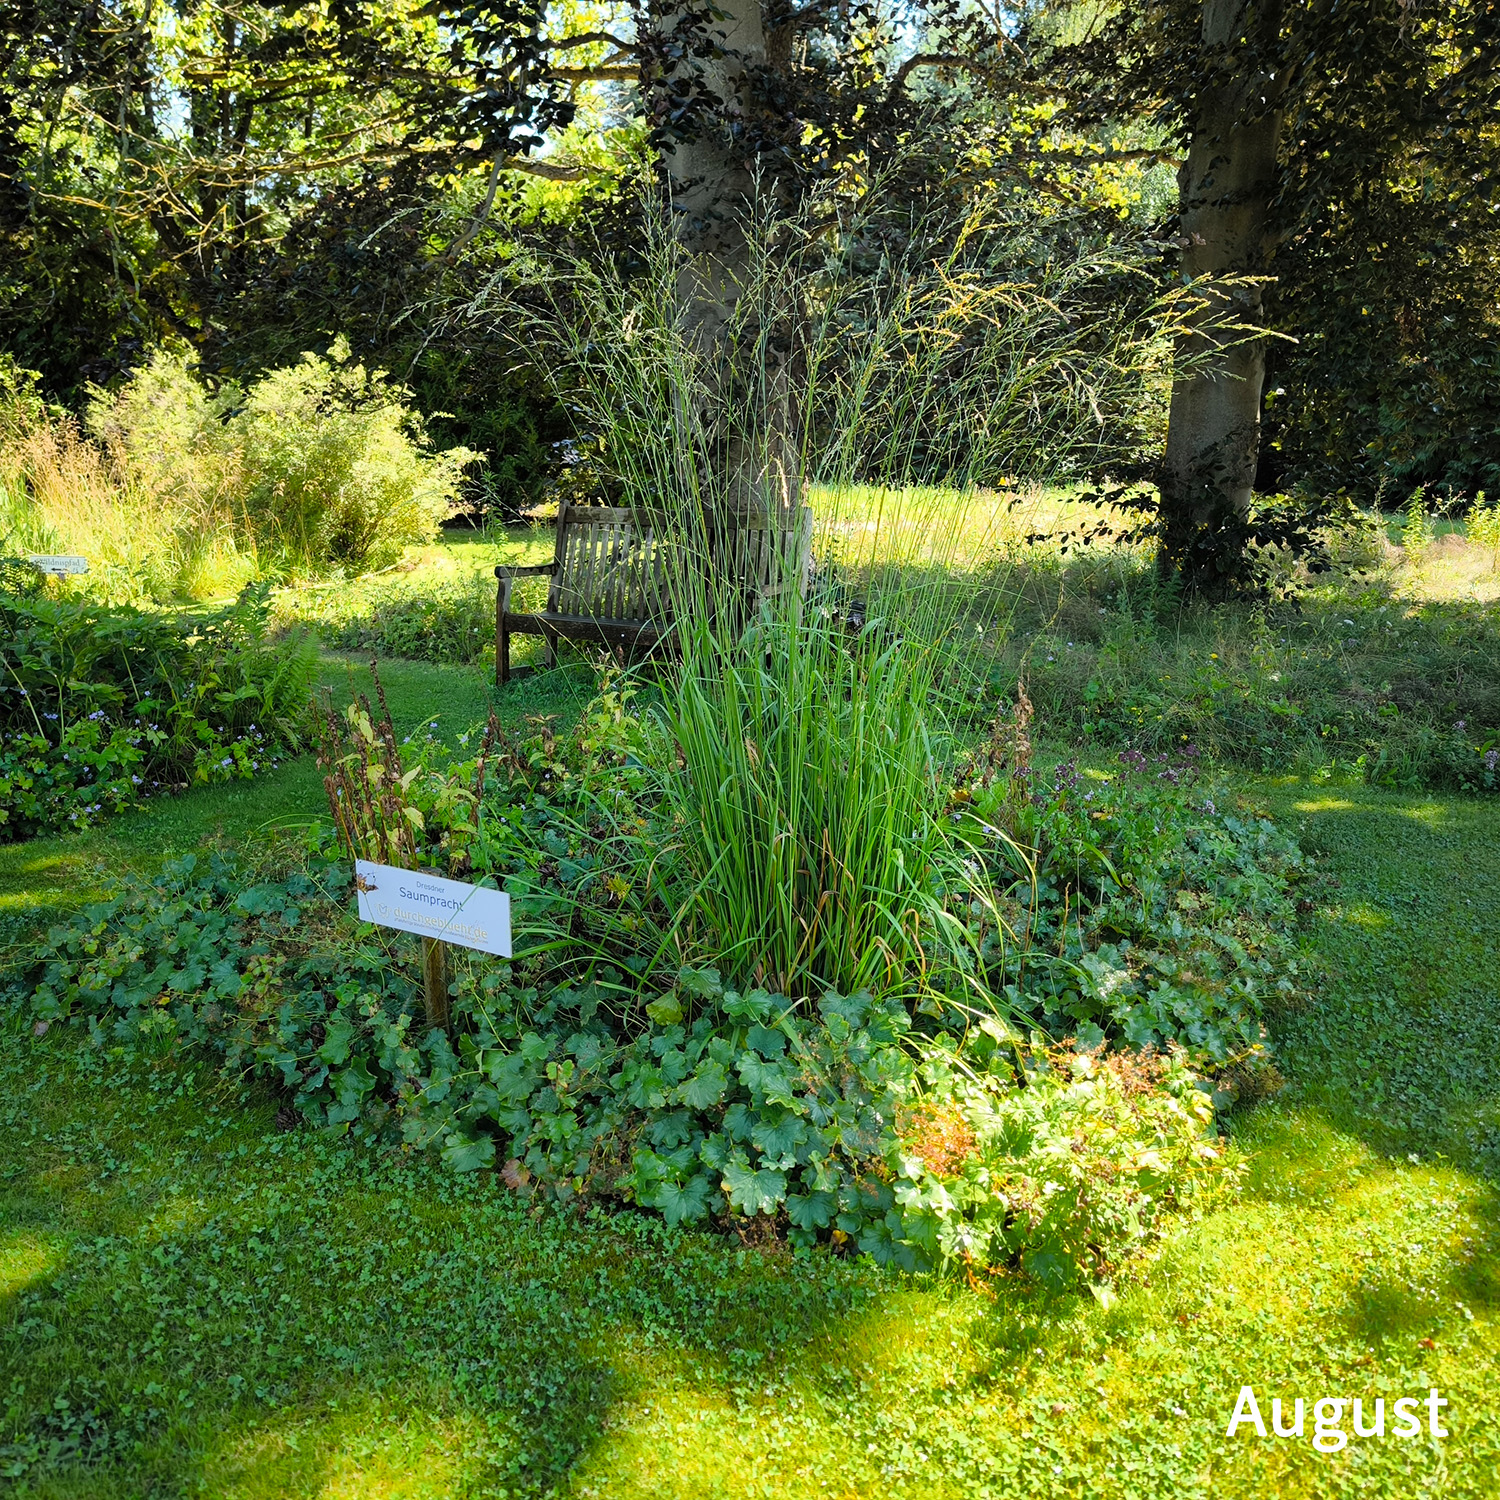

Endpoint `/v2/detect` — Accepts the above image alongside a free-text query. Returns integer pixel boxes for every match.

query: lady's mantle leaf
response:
[722,1155,786,1216]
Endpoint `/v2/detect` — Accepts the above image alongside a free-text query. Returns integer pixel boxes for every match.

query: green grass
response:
[2,769,1497,1496]
[277,499,1500,795]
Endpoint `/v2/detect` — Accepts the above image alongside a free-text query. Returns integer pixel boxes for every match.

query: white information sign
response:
[353,860,511,956]
[27,555,89,575]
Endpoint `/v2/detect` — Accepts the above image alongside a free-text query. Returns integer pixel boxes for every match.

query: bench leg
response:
[501,582,513,687]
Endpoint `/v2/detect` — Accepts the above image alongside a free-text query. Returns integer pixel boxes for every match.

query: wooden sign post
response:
[420,937,451,1031]
[352,861,512,1032]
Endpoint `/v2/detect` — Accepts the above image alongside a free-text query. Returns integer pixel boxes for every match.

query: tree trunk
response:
[653,0,799,525]
[1159,0,1284,596]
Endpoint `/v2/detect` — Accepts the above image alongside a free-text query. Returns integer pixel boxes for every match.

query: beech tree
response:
[1035,0,1500,592]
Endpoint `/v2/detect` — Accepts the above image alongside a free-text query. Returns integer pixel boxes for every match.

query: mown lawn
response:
[2,665,1498,1496]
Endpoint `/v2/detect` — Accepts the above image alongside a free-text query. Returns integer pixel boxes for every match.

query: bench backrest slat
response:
[546,503,811,623]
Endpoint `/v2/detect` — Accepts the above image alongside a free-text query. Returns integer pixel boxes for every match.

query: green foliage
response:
[0,585,315,839]
[987,532,1500,793]
[406,345,568,521]
[7,844,1235,1290]
[84,349,237,498]
[231,343,475,573]
[960,747,1305,1062]
[1400,489,1434,561]
[2,346,477,595]
[1468,491,1500,564]
[1038,0,1500,512]
[1264,149,1500,502]
[3,774,1499,1497]
[662,616,970,999]
[302,567,497,664]
[514,196,1237,509]
[0,353,57,431]
[0,360,254,603]
[3,651,1308,1293]
[316,676,492,875]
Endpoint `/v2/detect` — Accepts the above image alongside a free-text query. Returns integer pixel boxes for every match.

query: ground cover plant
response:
[6,644,1302,1292]
[0,583,316,841]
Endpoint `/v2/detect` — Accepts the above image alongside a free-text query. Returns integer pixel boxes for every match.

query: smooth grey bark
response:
[654,0,799,523]
[1159,0,1284,593]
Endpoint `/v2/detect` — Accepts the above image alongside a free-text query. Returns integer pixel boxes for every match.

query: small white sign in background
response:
[354,860,512,956]
[28,555,89,575]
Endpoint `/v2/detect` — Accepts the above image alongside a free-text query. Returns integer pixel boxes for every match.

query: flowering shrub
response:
[0,584,314,839]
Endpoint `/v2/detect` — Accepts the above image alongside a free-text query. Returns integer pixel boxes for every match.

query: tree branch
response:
[1067,147,1184,168]
[442,152,506,262]
[886,52,993,102]
[543,32,637,54]
[502,156,592,182]
[550,65,638,83]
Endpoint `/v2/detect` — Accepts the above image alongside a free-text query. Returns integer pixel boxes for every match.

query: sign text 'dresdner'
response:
[353,860,511,956]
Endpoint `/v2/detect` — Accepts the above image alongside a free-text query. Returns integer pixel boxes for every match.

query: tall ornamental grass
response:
[465,188,1245,1004]
[665,617,962,998]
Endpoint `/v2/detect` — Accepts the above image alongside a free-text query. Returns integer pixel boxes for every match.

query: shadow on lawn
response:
[1259,781,1500,1185]
[6,1050,1500,1496]
[0,1037,882,1497]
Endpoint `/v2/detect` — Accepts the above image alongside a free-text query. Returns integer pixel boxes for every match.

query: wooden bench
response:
[494,502,811,685]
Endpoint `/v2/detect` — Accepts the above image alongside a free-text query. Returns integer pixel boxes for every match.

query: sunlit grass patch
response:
[0,1233,63,1300]
[4,771,1500,1498]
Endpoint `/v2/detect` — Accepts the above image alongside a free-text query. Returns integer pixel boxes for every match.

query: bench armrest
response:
[496,561,555,617]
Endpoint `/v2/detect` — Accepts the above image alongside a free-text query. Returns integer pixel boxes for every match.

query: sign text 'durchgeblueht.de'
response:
[353,860,512,956]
